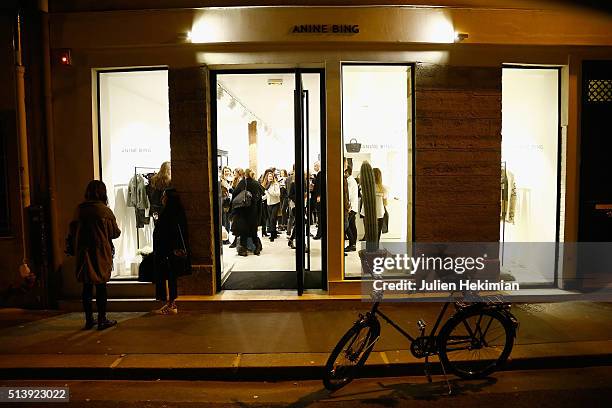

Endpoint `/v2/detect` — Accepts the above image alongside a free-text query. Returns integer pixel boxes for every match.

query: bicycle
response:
[322,289,519,394]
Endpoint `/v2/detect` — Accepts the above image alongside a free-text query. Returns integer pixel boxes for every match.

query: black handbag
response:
[138,253,156,282]
[231,189,253,210]
[169,224,191,277]
[381,208,389,234]
[345,138,362,153]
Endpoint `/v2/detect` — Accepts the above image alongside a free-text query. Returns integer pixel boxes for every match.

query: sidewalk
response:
[0,302,611,380]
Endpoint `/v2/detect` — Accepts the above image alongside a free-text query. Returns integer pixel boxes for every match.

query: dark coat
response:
[153,205,189,258]
[230,178,263,236]
[69,201,121,284]
[153,202,190,279]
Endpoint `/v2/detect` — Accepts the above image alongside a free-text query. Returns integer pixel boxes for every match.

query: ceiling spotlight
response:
[454,32,469,42]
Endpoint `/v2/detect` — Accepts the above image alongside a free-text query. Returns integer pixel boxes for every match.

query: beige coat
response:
[69,201,121,284]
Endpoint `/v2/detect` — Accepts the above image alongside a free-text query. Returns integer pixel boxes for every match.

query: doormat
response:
[223,271,322,290]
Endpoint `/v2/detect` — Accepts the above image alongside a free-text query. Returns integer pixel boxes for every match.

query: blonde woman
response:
[263,171,281,241]
[148,161,172,222]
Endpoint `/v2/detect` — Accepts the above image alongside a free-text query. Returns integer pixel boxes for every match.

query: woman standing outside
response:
[263,171,281,241]
[153,188,190,315]
[67,180,121,330]
[231,169,264,256]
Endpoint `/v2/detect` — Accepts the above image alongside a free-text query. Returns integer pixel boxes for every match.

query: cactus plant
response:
[360,161,378,251]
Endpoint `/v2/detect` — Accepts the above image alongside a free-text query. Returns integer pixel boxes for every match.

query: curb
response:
[1,350,611,381]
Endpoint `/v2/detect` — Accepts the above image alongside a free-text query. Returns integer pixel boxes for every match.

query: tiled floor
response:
[221,226,322,275]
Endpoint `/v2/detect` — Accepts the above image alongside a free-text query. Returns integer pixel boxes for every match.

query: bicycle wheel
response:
[323,316,380,391]
[438,308,514,379]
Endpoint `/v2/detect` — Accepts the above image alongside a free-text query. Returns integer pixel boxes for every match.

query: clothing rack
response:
[133,166,159,249]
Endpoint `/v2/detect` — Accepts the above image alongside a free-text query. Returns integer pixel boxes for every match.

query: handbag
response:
[345,138,362,153]
[169,224,191,277]
[382,207,389,234]
[231,189,253,210]
[138,252,156,282]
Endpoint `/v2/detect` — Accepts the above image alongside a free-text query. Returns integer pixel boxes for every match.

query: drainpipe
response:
[14,10,32,280]
[40,0,58,308]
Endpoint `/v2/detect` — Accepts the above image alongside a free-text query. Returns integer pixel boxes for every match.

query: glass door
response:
[294,70,325,295]
[211,69,324,294]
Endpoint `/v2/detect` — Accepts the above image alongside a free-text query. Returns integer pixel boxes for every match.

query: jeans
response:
[155,257,178,302]
[267,203,280,237]
[346,210,357,247]
[82,283,108,322]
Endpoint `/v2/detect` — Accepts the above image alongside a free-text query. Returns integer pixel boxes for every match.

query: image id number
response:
[1,387,69,402]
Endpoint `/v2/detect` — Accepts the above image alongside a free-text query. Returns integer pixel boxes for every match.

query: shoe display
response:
[97,319,117,331]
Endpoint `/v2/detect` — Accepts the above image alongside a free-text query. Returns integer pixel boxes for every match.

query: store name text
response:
[291,24,360,34]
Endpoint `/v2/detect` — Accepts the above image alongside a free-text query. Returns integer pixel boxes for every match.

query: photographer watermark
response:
[356,242,612,302]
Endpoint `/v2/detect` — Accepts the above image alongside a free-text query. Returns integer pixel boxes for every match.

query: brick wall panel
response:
[415,63,501,243]
[168,66,215,291]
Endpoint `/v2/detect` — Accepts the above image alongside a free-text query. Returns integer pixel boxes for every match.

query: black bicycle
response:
[323,292,519,393]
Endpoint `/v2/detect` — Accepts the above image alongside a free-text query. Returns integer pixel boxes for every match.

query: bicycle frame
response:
[368,301,452,343]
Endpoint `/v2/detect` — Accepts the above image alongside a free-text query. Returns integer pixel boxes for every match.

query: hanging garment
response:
[500,169,517,224]
[127,174,150,210]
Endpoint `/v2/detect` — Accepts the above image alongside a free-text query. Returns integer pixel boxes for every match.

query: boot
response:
[254,238,262,256]
[229,237,238,248]
[237,245,248,256]
[83,301,95,330]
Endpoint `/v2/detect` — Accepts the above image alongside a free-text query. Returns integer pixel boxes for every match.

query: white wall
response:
[501,68,559,243]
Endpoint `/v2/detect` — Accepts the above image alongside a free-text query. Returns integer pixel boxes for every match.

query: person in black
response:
[152,188,190,315]
[231,169,264,256]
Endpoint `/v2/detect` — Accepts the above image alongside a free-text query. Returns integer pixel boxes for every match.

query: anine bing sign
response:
[291,24,360,34]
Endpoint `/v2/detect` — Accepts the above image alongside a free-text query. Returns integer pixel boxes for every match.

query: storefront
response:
[46,4,612,300]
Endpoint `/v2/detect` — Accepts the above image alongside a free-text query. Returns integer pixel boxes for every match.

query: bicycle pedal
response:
[417,319,427,330]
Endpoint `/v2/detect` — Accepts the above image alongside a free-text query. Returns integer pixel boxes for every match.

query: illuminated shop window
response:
[342,64,414,279]
[98,69,171,279]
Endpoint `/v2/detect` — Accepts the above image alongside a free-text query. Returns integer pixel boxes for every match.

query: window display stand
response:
[134,166,158,249]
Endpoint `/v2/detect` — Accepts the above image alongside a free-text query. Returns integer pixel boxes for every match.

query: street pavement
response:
[0,366,611,407]
[0,302,611,380]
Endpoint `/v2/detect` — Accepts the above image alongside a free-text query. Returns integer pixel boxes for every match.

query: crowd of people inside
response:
[220,162,323,257]
[221,159,389,258]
